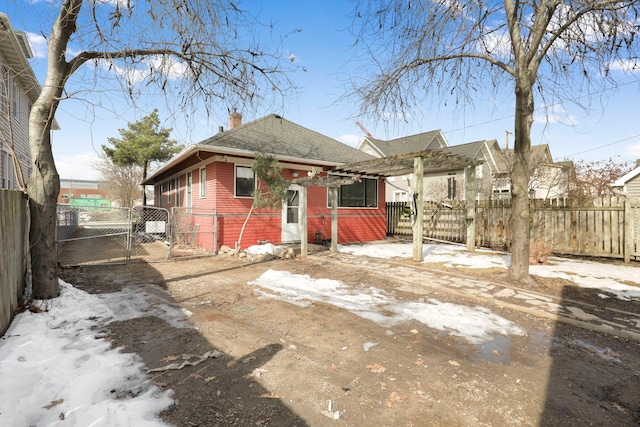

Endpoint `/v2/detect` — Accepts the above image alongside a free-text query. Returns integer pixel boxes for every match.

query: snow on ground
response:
[1,241,638,426]
[0,281,179,427]
[339,242,640,301]
[249,269,524,345]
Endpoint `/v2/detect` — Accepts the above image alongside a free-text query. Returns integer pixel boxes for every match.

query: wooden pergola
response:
[292,149,483,261]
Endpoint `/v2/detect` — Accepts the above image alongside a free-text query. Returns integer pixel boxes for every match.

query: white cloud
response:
[625,140,640,159]
[339,134,362,147]
[534,103,577,125]
[54,151,101,180]
[105,56,189,86]
[25,32,47,59]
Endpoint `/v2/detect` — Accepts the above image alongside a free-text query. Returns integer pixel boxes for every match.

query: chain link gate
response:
[57,205,133,266]
[57,205,217,266]
[130,206,172,262]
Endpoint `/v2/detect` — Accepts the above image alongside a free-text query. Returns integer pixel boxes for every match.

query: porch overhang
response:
[292,149,482,260]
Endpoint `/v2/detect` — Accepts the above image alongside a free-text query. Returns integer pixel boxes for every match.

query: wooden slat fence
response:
[387,196,640,262]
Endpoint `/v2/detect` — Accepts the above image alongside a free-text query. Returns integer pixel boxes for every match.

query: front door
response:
[282,186,301,242]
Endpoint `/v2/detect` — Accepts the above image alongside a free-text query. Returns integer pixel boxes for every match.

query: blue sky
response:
[5,1,640,180]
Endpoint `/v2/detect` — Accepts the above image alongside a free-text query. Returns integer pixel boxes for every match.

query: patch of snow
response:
[340,242,640,301]
[0,281,172,426]
[249,269,524,345]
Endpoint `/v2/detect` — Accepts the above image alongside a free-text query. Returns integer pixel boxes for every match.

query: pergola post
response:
[464,166,476,253]
[413,156,424,262]
[330,186,338,253]
[300,186,308,258]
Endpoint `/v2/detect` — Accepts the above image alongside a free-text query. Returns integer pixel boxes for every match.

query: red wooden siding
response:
[152,160,386,249]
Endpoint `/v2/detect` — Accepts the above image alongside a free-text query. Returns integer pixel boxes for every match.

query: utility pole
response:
[505,130,512,149]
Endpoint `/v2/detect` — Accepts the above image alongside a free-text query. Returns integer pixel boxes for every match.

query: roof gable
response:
[361,130,447,157]
[612,165,640,186]
[201,114,372,164]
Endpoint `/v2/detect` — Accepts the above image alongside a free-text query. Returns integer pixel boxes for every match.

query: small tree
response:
[102,109,182,205]
[94,153,144,207]
[569,157,633,197]
[236,154,289,252]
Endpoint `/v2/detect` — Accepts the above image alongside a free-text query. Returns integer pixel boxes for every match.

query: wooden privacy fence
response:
[387,196,640,262]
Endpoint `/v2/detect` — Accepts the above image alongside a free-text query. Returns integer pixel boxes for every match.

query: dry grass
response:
[529,240,552,264]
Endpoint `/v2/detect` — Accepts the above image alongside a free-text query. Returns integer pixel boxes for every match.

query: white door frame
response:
[282,185,301,242]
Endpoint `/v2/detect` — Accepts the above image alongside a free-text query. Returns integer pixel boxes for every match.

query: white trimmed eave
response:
[0,14,60,130]
[612,166,640,186]
[142,144,345,185]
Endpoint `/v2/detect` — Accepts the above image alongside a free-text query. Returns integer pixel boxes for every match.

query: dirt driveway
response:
[60,250,640,426]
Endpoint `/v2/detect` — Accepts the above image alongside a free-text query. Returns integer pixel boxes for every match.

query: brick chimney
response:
[229,109,242,129]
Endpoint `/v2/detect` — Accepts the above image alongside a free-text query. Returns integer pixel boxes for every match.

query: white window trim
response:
[234,164,255,198]
[199,167,206,198]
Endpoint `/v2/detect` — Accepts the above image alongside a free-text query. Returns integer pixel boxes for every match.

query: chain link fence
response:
[170,207,218,258]
[57,205,132,266]
[56,205,218,266]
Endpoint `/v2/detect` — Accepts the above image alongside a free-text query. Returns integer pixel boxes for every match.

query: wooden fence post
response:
[465,166,476,252]
[413,156,424,262]
[300,186,308,258]
[624,197,632,263]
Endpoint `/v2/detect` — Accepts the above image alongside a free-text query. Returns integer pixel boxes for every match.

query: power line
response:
[566,134,640,158]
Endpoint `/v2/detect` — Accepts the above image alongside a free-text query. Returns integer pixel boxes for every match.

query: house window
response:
[159,184,164,207]
[393,191,408,202]
[1,150,14,189]
[476,165,483,179]
[186,172,192,208]
[167,179,173,203]
[175,177,180,206]
[235,165,254,198]
[447,177,457,199]
[199,167,206,198]
[330,177,378,208]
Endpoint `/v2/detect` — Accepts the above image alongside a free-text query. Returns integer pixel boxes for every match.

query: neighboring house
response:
[0,14,55,190]
[611,160,640,198]
[357,131,508,202]
[502,144,570,200]
[57,179,112,207]
[430,139,508,201]
[356,126,571,202]
[142,113,385,250]
[356,130,448,202]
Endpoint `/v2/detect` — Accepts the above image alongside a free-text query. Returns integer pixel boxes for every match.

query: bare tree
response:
[570,157,633,197]
[94,153,143,208]
[349,1,640,284]
[28,0,296,298]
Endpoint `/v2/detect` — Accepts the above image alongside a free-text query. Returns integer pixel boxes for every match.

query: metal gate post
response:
[126,209,132,261]
[213,212,218,255]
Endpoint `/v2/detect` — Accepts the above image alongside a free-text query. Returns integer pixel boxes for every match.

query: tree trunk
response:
[508,80,534,284]
[235,204,254,254]
[28,0,82,298]
[27,130,60,298]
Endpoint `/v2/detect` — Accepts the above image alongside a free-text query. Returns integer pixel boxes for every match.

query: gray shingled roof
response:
[442,139,508,173]
[365,130,444,156]
[200,114,373,164]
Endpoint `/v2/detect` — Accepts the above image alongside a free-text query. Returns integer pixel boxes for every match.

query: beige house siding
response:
[626,175,640,198]
[0,15,37,191]
[0,59,32,190]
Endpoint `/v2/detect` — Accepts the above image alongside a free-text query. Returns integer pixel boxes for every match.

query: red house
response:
[141,113,386,251]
